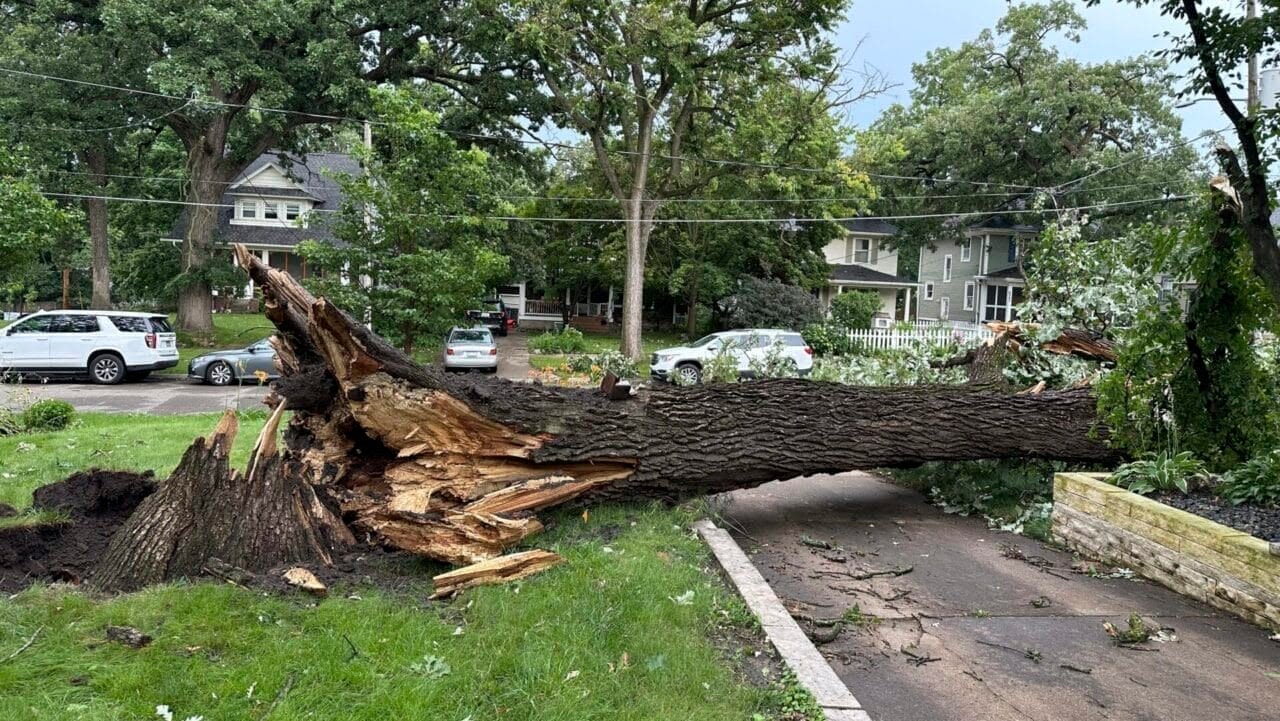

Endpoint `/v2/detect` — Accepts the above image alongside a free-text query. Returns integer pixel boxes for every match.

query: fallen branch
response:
[0,625,42,664]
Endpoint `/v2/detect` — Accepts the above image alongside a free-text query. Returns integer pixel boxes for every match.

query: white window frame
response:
[940,296,950,320]
[853,237,871,264]
[843,238,854,264]
[237,199,258,220]
[924,282,935,300]
[263,201,279,220]
[284,203,302,221]
[943,254,953,282]
[964,281,976,310]
[960,239,971,262]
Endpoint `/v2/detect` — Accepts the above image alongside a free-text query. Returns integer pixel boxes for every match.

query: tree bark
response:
[81,149,112,309]
[176,145,227,333]
[87,246,1119,590]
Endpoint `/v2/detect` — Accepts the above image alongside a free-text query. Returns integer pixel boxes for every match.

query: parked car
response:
[188,337,279,386]
[0,310,178,384]
[649,329,813,384]
[443,326,498,372]
[466,299,509,336]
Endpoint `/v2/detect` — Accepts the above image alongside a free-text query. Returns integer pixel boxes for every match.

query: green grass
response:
[0,412,268,510]
[528,329,689,377]
[162,313,274,375]
[0,414,783,720]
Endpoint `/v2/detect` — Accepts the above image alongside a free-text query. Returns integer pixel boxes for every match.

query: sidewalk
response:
[720,472,1279,721]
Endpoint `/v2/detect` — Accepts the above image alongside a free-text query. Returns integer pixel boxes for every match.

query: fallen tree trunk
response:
[88,245,1122,590]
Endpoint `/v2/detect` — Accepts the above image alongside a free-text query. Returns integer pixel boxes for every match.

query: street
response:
[0,333,533,414]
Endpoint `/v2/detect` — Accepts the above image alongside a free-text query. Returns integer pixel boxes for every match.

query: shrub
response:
[1109,451,1207,495]
[828,290,880,331]
[728,276,820,330]
[528,326,587,354]
[747,338,800,379]
[703,346,740,384]
[22,399,75,432]
[0,408,20,436]
[802,322,856,357]
[1218,450,1280,507]
[566,350,639,381]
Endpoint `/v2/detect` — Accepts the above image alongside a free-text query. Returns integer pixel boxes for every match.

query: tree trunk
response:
[620,215,651,360]
[176,146,228,333]
[61,268,71,309]
[82,149,112,309]
[87,246,1120,590]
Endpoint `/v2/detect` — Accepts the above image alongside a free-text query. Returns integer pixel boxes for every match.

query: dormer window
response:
[845,237,871,264]
[237,200,257,220]
[285,203,302,221]
[263,201,280,220]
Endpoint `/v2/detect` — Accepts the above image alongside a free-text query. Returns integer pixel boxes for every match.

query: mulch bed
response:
[1154,491,1280,542]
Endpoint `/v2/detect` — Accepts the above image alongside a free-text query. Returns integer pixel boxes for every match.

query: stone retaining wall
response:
[1052,472,1280,630]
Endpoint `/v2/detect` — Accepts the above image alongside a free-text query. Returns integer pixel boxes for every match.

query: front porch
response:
[498,282,621,330]
[819,281,917,326]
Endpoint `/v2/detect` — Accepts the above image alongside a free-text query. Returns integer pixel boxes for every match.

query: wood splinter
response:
[429,549,564,599]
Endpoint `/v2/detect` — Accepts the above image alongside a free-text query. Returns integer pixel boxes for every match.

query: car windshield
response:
[688,334,722,348]
[450,330,492,344]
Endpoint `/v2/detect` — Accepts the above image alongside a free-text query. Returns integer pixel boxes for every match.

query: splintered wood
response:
[430,549,564,599]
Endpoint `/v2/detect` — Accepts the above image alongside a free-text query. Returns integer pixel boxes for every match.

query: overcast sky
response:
[836,0,1228,139]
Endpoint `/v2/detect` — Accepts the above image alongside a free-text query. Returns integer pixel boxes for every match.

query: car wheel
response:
[674,362,702,385]
[89,353,125,385]
[205,361,234,386]
[125,370,151,382]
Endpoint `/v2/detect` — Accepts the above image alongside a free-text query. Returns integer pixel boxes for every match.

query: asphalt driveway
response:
[720,472,1279,721]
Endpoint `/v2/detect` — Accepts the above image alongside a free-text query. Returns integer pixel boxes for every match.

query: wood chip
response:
[429,549,563,599]
[283,567,328,596]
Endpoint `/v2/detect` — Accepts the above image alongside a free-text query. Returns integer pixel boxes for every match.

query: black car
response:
[466,299,509,336]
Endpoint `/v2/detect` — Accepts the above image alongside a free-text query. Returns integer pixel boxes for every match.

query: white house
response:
[818,219,918,326]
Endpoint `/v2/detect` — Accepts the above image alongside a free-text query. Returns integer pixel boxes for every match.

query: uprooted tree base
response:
[30,244,1122,593]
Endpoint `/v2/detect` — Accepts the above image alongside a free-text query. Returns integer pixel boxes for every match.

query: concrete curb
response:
[694,519,872,721]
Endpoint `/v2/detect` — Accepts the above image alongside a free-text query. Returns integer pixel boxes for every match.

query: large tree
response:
[1090,0,1280,310]
[0,0,170,308]
[860,1,1198,271]
[31,0,534,332]
[509,0,858,358]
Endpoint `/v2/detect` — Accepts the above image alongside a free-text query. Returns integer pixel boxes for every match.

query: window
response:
[940,297,950,320]
[964,281,976,310]
[960,239,971,262]
[148,317,173,333]
[8,316,54,333]
[284,203,302,221]
[108,316,149,333]
[983,285,1024,322]
[263,201,279,220]
[924,282,935,300]
[238,200,257,220]
[853,237,871,264]
[943,254,953,282]
[50,315,100,333]
[1008,237,1019,263]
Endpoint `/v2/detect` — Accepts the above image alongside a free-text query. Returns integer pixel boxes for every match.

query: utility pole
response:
[1248,0,1260,114]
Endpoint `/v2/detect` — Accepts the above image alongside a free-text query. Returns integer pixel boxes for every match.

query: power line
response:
[0,65,1044,191]
[1050,128,1227,193]
[34,166,1200,204]
[5,101,193,133]
[38,190,1193,224]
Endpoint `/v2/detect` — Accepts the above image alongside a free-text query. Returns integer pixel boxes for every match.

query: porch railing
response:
[849,325,992,352]
[524,299,565,316]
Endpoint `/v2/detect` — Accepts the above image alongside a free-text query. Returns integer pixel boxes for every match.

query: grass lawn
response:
[0,414,792,720]
[528,329,690,377]
[162,313,275,375]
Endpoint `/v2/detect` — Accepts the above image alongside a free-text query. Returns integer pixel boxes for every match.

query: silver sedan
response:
[443,327,498,372]
[188,337,279,385]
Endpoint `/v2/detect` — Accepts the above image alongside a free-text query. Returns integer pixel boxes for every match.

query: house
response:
[915,215,1039,325]
[818,219,918,326]
[169,151,580,324]
[168,152,358,300]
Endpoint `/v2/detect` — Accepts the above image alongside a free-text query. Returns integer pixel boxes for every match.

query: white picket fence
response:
[848,324,991,352]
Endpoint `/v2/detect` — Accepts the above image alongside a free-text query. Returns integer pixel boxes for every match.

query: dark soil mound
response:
[0,470,156,591]
[1155,492,1280,542]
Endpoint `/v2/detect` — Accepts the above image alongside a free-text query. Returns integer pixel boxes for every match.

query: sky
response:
[835,0,1228,139]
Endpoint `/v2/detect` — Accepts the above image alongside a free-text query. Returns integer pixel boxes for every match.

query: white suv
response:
[0,310,179,384]
[650,329,813,384]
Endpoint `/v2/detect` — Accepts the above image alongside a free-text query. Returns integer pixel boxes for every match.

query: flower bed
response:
[1052,472,1280,630]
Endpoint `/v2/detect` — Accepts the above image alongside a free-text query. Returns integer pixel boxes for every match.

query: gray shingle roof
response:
[170,152,361,248]
[965,214,1040,233]
[839,218,899,235]
[828,264,915,285]
[985,265,1025,280]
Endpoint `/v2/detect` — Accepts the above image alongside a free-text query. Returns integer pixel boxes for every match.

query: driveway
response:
[1,334,532,415]
[720,472,1279,721]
